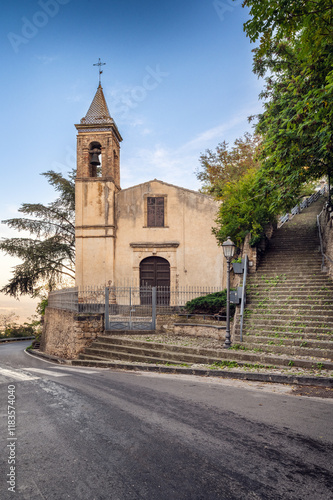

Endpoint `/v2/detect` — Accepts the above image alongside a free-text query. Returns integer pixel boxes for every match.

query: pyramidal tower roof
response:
[80,84,113,125]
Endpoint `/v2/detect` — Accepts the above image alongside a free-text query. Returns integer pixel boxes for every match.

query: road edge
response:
[26,348,333,388]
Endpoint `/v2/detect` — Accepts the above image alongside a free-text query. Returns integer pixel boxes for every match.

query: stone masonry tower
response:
[75,84,123,287]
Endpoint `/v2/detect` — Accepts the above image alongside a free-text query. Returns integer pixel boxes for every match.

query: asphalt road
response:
[0,341,333,500]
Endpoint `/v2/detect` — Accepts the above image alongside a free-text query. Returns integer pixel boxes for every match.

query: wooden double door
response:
[140,257,170,304]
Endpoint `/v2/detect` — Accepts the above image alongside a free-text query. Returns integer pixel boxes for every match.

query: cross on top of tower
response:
[93,58,106,86]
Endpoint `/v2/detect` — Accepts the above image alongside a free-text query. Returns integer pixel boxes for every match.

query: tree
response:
[0,170,75,297]
[199,1,332,247]
[213,168,276,247]
[0,312,19,333]
[196,133,261,199]
[243,0,333,209]
[243,0,333,55]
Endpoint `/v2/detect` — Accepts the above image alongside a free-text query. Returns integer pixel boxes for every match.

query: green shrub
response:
[184,290,235,315]
[0,324,36,339]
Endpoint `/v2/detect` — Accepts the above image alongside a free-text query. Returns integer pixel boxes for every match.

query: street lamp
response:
[222,236,236,348]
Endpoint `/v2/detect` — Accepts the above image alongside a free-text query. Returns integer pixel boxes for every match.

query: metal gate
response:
[105,286,156,331]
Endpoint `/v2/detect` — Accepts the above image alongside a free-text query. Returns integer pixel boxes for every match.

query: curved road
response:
[0,341,332,499]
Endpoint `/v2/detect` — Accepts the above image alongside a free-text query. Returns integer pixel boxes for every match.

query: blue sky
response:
[0,0,263,320]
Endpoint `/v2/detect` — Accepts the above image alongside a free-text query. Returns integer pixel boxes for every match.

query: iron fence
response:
[48,287,78,312]
[105,286,156,330]
[278,186,327,227]
[48,286,105,313]
[154,285,222,313]
[48,285,223,314]
[104,285,224,330]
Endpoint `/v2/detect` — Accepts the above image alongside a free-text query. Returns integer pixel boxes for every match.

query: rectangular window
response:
[147,197,164,227]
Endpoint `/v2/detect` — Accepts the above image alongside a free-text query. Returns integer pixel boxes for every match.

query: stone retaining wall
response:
[241,223,275,275]
[41,309,228,359]
[320,207,333,279]
[41,307,104,359]
[156,314,226,340]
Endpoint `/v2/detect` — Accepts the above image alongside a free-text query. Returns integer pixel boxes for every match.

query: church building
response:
[74,83,225,290]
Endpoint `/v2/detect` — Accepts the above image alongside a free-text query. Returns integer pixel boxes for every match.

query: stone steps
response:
[243,324,333,335]
[245,310,333,320]
[238,331,333,341]
[78,335,333,371]
[237,335,333,350]
[244,314,333,324]
[231,341,332,359]
[248,277,332,284]
[247,303,332,311]
[238,197,333,368]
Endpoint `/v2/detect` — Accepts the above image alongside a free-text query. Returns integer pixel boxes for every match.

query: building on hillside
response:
[74,83,225,290]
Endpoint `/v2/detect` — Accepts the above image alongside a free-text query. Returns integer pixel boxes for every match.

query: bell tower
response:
[75,72,123,287]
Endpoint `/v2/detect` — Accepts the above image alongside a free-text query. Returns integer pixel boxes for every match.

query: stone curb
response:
[26,349,333,388]
[0,337,35,343]
[26,348,72,365]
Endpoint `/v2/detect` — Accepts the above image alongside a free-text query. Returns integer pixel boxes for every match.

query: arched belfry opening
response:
[89,141,102,177]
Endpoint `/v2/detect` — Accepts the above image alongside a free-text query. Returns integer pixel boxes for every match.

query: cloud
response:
[122,144,200,191]
[121,105,262,191]
[66,94,84,103]
[181,106,261,152]
[35,55,58,65]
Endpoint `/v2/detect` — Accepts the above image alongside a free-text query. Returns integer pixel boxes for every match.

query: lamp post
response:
[222,236,236,348]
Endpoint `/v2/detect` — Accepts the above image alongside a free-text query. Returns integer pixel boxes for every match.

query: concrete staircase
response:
[73,327,333,371]
[75,332,286,368]
[234,198,333,369]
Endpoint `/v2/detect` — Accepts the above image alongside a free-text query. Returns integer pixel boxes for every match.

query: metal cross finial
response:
[93,58,106,85]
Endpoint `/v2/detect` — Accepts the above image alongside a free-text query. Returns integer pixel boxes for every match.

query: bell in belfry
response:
[89,147,101,166]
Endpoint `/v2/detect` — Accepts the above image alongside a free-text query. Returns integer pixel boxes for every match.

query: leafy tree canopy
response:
[196,132,261,199]
[243,0,333,56]
[0,170,75,297]
[244,0,333,208]
[213,168,276,247]
[203,1,333,247]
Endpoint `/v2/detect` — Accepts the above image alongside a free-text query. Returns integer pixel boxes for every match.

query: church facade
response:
[75,84,225,290]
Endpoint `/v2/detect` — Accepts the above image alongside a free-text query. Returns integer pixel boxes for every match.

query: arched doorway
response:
[140,256,170,287]
[140,257,170,305]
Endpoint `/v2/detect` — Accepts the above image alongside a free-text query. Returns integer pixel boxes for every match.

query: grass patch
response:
[229,344,248,351]
[209,360,239,369]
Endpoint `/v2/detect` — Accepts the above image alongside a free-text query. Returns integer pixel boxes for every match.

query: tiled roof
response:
[80,84,113,124]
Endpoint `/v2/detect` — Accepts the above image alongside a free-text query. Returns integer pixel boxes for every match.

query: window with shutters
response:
[147,197,165,227]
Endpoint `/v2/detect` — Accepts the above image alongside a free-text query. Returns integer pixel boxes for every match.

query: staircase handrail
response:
[279,185,327,227]
[317,207,333,270]
[239,255,248,342]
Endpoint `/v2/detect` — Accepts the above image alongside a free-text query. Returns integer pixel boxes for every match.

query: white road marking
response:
[0,367,39,381]
[21,368,68,377]
[51,366,100,374]
[24,350,103,373]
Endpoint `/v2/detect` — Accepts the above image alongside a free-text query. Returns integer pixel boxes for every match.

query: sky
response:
[0,0,263,322]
